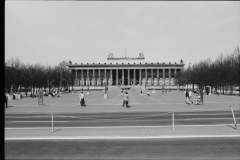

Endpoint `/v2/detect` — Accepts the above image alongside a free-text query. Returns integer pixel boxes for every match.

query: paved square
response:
[5,90,240,114]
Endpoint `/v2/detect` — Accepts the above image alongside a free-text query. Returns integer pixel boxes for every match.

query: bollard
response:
[52,114,54,133]
[172,112,174,130]
[230,106,237,129]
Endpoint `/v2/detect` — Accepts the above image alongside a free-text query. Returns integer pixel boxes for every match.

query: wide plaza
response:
[5,89,240,114]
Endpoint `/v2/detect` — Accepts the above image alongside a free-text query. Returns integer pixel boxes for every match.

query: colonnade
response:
[74,68,180,86]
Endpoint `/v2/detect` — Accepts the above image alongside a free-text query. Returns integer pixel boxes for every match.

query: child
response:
[195,94,201,105]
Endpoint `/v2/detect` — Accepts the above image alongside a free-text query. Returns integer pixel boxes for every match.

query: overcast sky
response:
[5,1,240,68]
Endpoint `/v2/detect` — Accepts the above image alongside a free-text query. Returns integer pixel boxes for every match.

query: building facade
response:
[67,53,185,89]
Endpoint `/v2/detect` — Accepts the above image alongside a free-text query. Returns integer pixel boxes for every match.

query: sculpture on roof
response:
[139,52,144,58]
[108,53,113,58]
[68,61,72,65]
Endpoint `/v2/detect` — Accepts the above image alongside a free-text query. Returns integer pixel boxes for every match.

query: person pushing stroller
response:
[195,89,201,105]
[79,91,86,106]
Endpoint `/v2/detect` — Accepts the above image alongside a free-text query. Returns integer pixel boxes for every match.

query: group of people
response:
[162,86,172,94]
[185,88,203,105]
[46,91,61,98]
[121,90,130,108]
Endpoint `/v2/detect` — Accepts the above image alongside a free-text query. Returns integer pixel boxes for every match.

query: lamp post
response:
[60,67,63,92]
[188,63,191,89]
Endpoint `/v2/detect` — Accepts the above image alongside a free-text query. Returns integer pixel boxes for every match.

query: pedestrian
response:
[162,86,164,94]
[5,94,8,108]
[147,90,150,96]
[140,90,143,96]
[165,88,167,94]
[79,91,85,106]
[169,87,171,94]
[124,91,130,108]
[121,90,123,96]
[200,88,204,105]
[188,89,194,104]
[185,89,190,105]
[195,90,201,105]
[122,91,126,107]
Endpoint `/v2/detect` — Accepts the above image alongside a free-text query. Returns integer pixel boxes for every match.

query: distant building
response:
[67,53,184,89]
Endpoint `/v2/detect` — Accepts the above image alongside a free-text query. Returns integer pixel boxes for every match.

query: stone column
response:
[93,69,95,86]
[104,69,107,85]
[128,69,130,85]
[139,69,142,85]
[87,69,89,86]
[157,69,159,85]
[169,69,171,78]
[151,69,153,85]
[116,69,118,85]
[75,69,77,79]
[98,69,101,79]
[163,69,165,79]
[81,69,83,86]
[145,69,147,84]
[110,69,112,86]
[122,69,124,85]
[134,69,136,85]
[104,69,107,80]
[174,69,177,79]
[98,69,101,86]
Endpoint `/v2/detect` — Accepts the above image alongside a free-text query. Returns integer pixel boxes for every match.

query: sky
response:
[5,1,240,68]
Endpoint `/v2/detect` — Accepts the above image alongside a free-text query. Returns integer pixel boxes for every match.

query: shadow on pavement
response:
[227,125,237,130]
[52,129,62,133]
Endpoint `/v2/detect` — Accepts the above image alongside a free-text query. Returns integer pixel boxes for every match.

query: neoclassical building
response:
[67,53,185,90]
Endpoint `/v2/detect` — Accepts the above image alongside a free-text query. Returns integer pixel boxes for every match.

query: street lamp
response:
[188,63,191,89]
[59,66,63,92]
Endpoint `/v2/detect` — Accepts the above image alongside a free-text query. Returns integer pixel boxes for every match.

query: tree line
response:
[5,58,74,94]
[181,46,240,95]
[5,46,240,95]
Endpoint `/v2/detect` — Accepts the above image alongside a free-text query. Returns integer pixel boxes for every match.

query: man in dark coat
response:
[5,94,8,108]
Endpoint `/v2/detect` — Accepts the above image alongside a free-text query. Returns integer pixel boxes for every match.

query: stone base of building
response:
[73,85,179,91]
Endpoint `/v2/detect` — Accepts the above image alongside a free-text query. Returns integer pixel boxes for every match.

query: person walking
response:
[124,91,130,108]
[5,94,8,108]
[122,91,125,107]
[185,89,190,105]
[200,88,204,105]
[162,86,164,94]
[79,91,85,106]
[188,89,194,104]
[147,90,150,96]
[169,87,171,94]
